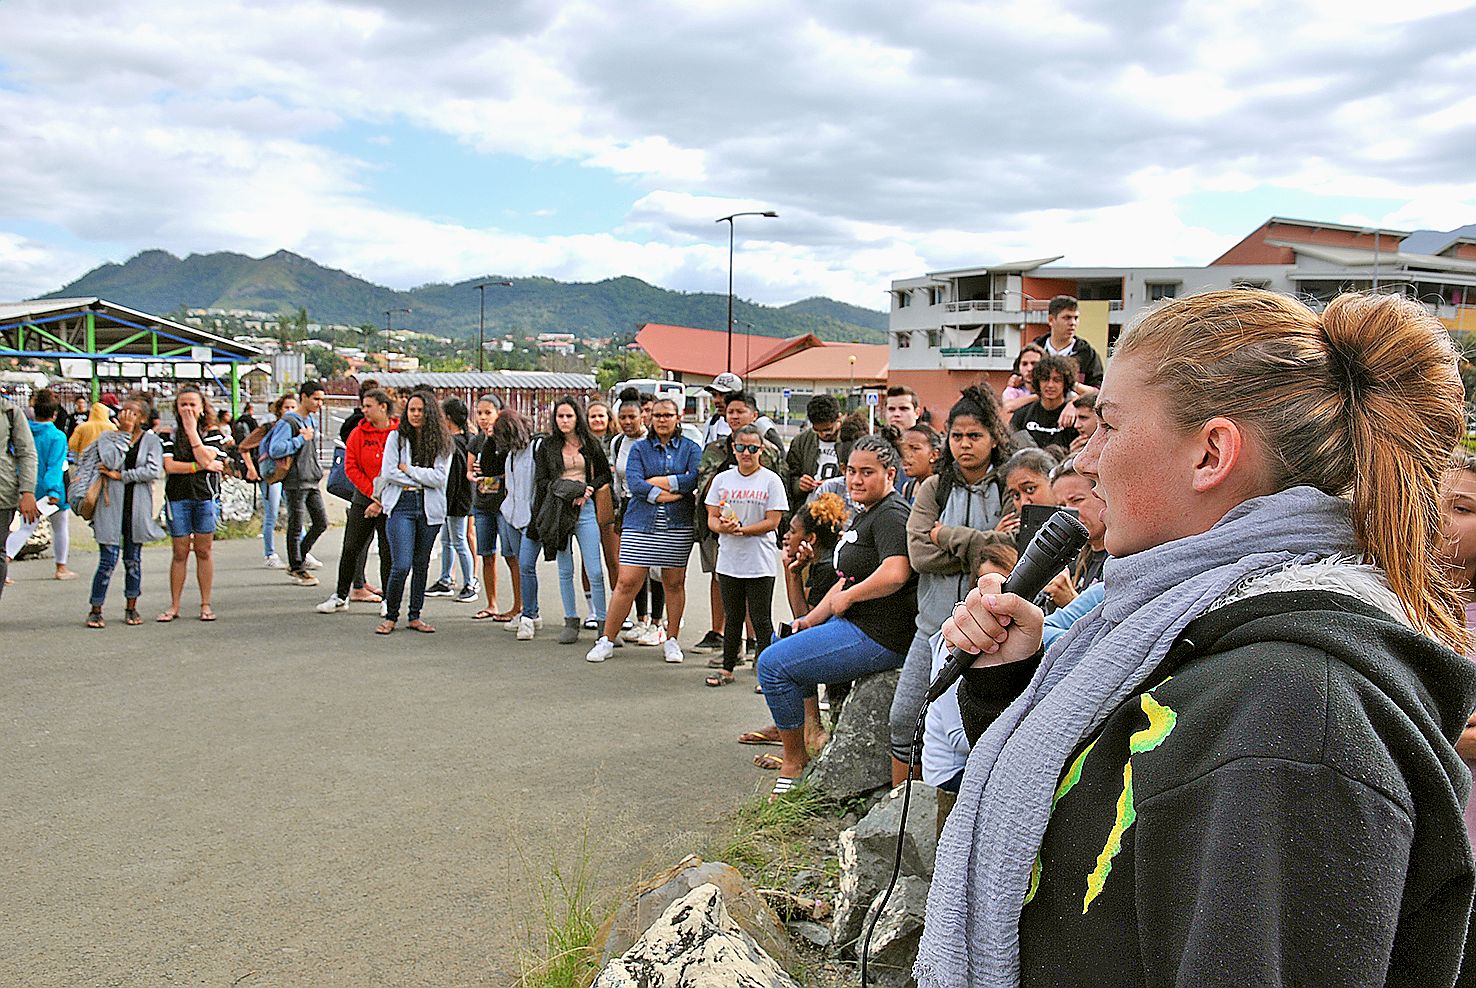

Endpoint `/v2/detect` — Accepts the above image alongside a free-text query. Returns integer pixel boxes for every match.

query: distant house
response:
[634,322,889,418]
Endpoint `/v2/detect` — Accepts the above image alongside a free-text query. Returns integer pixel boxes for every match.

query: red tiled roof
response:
[747,343,889,382]
[635,323,822,377]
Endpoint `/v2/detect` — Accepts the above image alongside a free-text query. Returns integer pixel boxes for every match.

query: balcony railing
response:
[945,297,1127,314]
[940,345,1009,359]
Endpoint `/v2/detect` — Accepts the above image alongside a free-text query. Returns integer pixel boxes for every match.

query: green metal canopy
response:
[0,297,265,413]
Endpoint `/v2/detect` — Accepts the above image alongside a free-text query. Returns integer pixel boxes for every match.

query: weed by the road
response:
[515,834,604,988]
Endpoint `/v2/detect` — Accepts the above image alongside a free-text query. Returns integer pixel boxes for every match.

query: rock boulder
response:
[807,668,901,802]
[831,782,938,957]
[593,883,799,988]
[590,854,801,974]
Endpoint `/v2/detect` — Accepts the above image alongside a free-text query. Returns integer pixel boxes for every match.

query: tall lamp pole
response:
[474,281,513,373]
[716,210,778,372]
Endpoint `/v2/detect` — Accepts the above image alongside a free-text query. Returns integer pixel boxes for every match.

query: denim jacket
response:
[623,433,702,533]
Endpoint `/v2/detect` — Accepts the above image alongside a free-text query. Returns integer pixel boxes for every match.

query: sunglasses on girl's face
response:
[733,443,761,454]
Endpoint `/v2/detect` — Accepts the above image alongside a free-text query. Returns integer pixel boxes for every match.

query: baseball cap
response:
[707,372,744,394]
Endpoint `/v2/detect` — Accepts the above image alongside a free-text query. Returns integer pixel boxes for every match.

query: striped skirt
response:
[620,526,695,569]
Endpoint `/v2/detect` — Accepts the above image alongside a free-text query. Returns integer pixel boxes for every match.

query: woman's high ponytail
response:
[1119,289,1468,651]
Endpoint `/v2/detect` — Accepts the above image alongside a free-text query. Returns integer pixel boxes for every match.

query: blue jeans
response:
[91,540,142,607]
[167,498,217,537]
[557,499,606,621]
[756,618,906,731]
[473,506,499,558]
[385,492,442,623]
[261,481,282,556]
[518,531,542,619]
[497,514,523,559]
[439,514,474,585]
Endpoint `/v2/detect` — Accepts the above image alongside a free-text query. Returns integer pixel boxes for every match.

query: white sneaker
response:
[585,636,615,663]
[316,594,348,614]
[303,553,324,570]
[636,623,666,647]
[380,601,388,618]
[663,639,684,664]
[507,614,542,633]
[516,616,536,640]
[263,553,286,569]
[622,619,648,642]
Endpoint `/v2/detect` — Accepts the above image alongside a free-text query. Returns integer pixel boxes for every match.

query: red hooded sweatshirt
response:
[346,417,399,498]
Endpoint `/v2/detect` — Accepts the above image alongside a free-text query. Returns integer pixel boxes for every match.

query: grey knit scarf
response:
[915,486,1358,988]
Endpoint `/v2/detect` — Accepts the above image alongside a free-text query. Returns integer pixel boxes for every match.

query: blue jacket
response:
[29,421,69,506]
[623,433,702,533]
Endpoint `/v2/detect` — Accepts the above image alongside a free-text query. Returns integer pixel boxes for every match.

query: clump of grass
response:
[515,834,605,988]
[702,781,846,903]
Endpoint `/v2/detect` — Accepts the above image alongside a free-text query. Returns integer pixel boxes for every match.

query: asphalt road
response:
[0,532,786,986]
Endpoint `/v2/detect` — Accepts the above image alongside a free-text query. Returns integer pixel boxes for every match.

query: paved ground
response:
[0,530,789,986]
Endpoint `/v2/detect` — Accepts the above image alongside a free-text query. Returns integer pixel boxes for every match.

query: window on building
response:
[927,287,945,306]
[926,330,941,348]
[895,332,911,349]
[1147,282,1179,301]
[895,290,912,309]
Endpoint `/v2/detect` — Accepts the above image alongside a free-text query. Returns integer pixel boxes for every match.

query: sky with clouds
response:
[1,0,1474,310]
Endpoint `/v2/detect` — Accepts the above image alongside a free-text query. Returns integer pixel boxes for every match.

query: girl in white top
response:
[703,423,788,684]
[375,388,452,635]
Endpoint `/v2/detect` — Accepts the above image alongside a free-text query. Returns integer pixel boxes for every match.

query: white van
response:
[611,378,684,408]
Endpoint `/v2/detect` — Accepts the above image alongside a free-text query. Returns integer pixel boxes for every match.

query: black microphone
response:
[923,510,1090,704]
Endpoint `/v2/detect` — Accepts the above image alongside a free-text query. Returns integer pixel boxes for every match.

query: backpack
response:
[242,419,297,485]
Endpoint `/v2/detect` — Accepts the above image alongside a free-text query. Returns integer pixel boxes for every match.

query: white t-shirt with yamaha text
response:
[704,465,789,578]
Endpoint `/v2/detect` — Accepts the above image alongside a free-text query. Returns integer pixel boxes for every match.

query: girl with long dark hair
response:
[84,395,165,627]
[375,388,452,635]
[530,396,612,645]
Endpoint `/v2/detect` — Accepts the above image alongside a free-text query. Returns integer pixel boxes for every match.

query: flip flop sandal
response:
[492,611,518,622]
[738,730,782,746]
[407,620,436,633]
[86,609,105,629]
[124,608,143,626]
[753,753,783,770]
[472,609,498,620]
[704,672,735,687]
[769,776,800,802]
[156,611,179,623]
[375,621,396,635]
[199,607,217,622]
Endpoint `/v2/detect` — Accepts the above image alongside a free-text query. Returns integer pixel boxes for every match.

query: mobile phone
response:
[779,622,794,639]
[1016,504,1079,554]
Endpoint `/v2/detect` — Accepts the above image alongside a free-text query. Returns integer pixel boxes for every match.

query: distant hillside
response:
[42,250,887,344]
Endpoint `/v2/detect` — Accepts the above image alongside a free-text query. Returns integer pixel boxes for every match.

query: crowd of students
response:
[5,288,1476,983]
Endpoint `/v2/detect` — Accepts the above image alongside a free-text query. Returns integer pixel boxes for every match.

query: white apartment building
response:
[888,217,1476,419]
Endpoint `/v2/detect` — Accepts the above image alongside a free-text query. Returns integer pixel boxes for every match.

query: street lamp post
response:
[474,281,513,373]
[716,210,778,372]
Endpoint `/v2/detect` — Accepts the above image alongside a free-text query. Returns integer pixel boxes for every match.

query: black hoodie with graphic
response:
[958,588,1476,988]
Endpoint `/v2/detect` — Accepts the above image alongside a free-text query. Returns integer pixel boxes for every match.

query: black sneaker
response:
[693,630,724,652]
[424,580,454,598]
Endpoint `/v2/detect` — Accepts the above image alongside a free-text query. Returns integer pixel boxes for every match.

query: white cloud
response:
[1,0,1475,309]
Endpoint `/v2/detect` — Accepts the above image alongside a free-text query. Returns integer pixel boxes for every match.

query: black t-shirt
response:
[469,434,507,514]
[806,553,838,610]
[831,491,918,653]
[1011,400,1078,450]
[163,429,226,502]
[122,437,141,542]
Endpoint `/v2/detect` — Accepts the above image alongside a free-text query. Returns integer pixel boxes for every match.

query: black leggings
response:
[634,576,665,622]
[335,491,391,600]
[717,574,775,673]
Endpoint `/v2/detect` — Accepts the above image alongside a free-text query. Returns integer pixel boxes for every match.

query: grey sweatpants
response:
[889,627,935,763]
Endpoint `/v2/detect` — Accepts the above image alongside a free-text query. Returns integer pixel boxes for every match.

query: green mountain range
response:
[41,249,888,344]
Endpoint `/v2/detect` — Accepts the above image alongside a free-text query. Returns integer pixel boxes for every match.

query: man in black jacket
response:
[784,393,848,508]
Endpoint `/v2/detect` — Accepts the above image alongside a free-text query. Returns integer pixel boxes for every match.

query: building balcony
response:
[939,345,1013,371]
